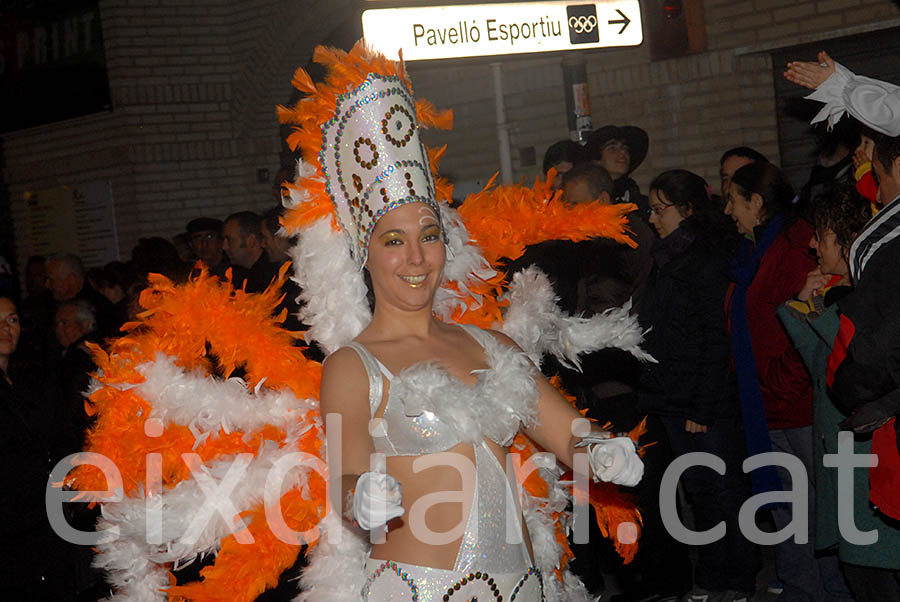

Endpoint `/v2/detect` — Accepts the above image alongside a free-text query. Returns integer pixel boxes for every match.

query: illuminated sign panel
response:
[362,1,642,61]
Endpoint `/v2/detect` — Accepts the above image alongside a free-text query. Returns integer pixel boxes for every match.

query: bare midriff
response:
[368,439,534,570]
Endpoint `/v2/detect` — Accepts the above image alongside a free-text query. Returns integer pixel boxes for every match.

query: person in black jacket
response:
[639,170,759,601]
[0,295,88,600]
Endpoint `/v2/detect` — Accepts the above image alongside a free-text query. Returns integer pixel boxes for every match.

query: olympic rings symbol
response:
[568,15,597,34]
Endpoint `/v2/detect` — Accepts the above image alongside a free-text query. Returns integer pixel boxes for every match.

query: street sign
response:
[361,1,643,61]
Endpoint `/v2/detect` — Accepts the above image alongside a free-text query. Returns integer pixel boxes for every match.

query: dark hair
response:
[872,130,900,174]
[87,262,137,292]
[542,140,587,174]
[561,163,614,199]
[225,211,264,239]
[719,146,768,167]
[47,252,86,281]
[131,237,186,281]
[649,169,711,217]
[812,184,872,259]
[262,206,284,236]
[730,162,795,220]
[817,117,861,159]
[651,169,737,248]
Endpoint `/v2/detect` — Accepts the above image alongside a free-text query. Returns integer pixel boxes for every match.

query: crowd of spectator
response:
[535,100,900,602]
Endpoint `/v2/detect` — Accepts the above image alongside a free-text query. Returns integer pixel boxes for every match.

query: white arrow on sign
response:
[362,0,643,62]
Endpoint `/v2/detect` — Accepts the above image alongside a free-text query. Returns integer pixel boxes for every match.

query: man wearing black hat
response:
[186,217,229,278]
[586,125,650,215]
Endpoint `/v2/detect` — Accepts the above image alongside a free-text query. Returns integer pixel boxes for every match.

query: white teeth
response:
[400,274,426,285]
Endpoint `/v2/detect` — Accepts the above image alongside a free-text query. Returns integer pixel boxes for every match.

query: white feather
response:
[93,361,324,598]
[289,216,371,354]
[387,329,539,447]
[128,353,318,441]
[433,204,501,323]
[92,535,171,602]
[501,266,655,367]
[296,512,369,602]
[279,159,372,353]
[282,160,319,215]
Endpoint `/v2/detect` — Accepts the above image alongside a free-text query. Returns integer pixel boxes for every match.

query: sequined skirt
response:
[363,558,544,602]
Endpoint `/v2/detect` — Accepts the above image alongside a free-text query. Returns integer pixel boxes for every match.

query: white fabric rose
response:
[351,471,405,531]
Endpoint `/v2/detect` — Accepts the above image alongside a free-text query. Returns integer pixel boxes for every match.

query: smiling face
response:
[724,186,762,236]
[365,202,445,313]
[648,189,689,239]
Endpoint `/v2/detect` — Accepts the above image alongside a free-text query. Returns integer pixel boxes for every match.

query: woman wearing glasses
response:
[640,170,757,602]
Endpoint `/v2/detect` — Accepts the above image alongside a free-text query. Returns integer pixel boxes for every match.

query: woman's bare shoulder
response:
[320,346,369,409]
[323,345,364,371]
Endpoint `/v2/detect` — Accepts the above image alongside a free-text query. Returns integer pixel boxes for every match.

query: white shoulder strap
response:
[458,323,494,349]
[344,342,392,416]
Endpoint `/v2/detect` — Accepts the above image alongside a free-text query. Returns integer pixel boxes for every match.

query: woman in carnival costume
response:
[67,42,651,602]
[294,46,643,601]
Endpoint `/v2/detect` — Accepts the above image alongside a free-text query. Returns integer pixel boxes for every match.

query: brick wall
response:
[410,0,900,193]
[2,0,354,271]
[2,0,899,274]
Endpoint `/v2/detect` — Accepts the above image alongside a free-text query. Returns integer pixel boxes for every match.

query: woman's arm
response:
[525,366,643,486]
[319,347,376,480]
[523,365,593,470]
[320,347,402,529]
[487,330,641,485]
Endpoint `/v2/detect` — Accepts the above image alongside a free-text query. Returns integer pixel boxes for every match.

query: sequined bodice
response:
[346,324,539,456]
[343,324,540,575]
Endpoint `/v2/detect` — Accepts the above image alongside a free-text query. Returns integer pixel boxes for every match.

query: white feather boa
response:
[500,266,654,367]
[295,513,370,602]
[93,354,323,601]
[284,160,371,354]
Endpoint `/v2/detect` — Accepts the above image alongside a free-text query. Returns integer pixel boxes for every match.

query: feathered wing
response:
[67,271,328,602]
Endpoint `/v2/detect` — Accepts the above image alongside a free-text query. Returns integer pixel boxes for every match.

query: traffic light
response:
[645,0,707,61]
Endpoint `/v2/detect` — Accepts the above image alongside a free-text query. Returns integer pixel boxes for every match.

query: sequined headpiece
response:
[278,43,449,269]
[320,72,440,266]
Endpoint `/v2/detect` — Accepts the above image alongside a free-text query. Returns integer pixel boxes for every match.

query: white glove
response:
[584,436,644,487]
[351,471,404,531]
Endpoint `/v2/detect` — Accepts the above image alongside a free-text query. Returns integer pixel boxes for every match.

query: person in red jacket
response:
[725,162,849,602]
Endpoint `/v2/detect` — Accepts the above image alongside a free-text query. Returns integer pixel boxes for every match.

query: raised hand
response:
[798,267,828,302]
[785,50,836,90]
